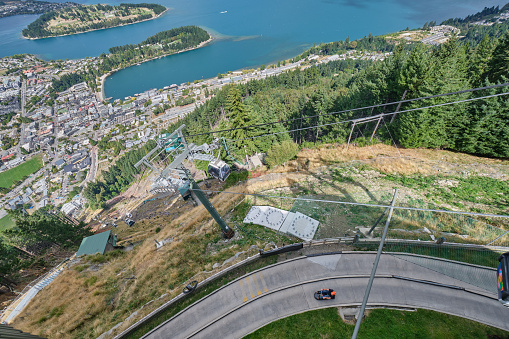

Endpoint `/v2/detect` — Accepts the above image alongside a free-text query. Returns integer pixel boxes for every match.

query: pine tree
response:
[468,35,496,86]
[487,32,509,83]
[397,45,430,97]
[0,239,18,282]
[222,86,261,155]
[7,210,92,249]
[309,87,330,142]
[248,94,290,152]
[458,79,509,157]
[397,39,469,149]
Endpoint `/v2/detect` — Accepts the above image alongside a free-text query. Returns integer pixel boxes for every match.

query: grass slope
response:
[0,154,42,188]
[245,308,509,339]
[0,214,15,232]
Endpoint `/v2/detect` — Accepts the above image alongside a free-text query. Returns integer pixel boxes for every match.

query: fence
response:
[246,187,508,246]
[240,186,509,296]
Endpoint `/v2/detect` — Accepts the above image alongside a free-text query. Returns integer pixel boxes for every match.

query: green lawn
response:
[0,154,43,188]
[245,308,509,339]
[0,214,15,232]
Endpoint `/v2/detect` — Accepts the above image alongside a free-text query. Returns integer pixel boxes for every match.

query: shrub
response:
[223,170,249,189]
[87,253,107,264]
[105,249,125,260]
[84,275,98,287]
[265,140,299,168]
[353,137,379,147]
[75,264,90,272]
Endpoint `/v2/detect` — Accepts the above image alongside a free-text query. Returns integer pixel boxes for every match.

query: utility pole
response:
[346,122,356,150]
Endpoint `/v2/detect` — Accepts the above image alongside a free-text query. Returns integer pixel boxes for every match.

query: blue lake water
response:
[0,0,506,99]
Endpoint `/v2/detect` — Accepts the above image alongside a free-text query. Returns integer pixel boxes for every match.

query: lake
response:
[0,0,505,100]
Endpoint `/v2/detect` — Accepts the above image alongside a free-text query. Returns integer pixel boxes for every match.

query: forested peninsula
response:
[104,25,211,70]
[21,3,167,39]
[50,26,211,94]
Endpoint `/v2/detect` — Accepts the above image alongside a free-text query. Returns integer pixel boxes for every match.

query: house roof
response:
[63,164,76,173]
[76,230,115,256]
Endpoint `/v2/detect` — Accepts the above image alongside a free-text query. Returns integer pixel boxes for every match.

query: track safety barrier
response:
[259,243,303,257]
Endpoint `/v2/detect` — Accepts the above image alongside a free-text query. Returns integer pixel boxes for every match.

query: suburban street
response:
[82,146,98,186]
[143,252,509,339]
[15,79,27,157]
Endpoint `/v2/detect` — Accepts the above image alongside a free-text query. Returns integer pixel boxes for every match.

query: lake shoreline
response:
[22,7,170,40]
[99,35,214,101]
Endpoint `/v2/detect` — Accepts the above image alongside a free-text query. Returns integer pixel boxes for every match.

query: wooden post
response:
[346,122,356,150]
[390,90,408,123]
[370,116,383,142]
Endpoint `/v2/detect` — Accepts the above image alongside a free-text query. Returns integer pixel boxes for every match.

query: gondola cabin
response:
[208,159,231,182]
[498,252,509,307]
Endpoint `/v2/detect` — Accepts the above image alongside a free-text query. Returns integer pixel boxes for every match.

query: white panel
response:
[244,207,319,240]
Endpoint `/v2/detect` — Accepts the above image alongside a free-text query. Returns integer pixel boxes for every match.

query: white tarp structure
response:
[243,206,319,241]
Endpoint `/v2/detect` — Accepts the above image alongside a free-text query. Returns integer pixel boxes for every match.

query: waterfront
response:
[0,0,506,99]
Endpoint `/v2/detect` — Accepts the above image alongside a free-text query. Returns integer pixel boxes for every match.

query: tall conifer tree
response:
[487,32,509,83]
[221,86,260,155]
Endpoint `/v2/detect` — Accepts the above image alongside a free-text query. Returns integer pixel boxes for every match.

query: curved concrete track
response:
[143,252,509,339]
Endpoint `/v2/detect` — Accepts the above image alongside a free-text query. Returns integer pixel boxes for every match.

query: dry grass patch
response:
[13,269,113,337]
[369,156,430,174]
[12,189,249,337]
[267,144,508,178]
